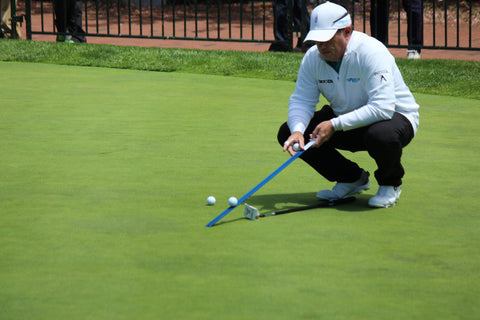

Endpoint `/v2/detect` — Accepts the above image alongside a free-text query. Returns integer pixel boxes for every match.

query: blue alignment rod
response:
[205,139,316,227]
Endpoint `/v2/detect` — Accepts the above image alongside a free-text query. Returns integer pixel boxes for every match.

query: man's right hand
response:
[310,120,334,148]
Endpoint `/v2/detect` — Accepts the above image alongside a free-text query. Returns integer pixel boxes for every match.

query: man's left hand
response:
[310,120,334,148]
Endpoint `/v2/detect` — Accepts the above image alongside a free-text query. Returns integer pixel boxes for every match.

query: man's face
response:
[316,27,351,62]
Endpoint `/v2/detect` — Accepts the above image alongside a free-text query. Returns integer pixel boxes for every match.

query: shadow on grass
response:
[215,192,376,226]
[248,192,374,213]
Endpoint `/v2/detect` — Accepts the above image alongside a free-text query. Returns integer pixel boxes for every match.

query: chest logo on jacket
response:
[318,79,334,84]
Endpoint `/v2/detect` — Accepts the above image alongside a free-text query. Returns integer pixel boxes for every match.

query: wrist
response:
[330,117,342,131]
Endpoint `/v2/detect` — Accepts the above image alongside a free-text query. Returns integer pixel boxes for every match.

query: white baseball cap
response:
[304,1,352,43]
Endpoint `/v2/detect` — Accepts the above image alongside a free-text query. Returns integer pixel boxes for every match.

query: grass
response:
[1,39,480,100]
[0,39,301,81]
[0,41,479,319]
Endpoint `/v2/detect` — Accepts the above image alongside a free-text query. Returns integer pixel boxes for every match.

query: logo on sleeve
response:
[374,70,389,82]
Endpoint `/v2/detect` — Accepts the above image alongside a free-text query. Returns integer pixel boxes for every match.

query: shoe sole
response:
[368,200,396,208]
[317,181,370,201]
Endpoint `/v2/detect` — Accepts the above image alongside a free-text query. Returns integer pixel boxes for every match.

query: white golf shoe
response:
[407,49,421,59]
[317,170,370,201]
[368,185,402,208]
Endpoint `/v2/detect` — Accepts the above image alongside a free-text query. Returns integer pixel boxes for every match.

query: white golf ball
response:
[293,143,301,151]
[206,196,216,205]
[228,196,238,207]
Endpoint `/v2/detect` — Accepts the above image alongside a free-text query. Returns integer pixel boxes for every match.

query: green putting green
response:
[1,62,479,320]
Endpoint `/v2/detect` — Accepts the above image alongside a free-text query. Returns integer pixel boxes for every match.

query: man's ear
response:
[344,26,353,37]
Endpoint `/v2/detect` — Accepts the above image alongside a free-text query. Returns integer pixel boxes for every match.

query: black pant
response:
[370,0,423,51]
[277,105,414,187]
[269,0,310,52]
[54,0,86,43]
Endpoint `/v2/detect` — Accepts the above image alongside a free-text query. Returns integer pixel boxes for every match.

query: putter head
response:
[244,203,259,221]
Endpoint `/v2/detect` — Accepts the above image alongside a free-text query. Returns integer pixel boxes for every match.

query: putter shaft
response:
[206,139,317,227]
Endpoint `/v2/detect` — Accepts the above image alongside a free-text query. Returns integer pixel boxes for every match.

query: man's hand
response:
[310,120,334,148]
[283,131,305,156]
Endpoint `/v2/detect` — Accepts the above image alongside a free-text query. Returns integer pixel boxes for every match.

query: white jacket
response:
[288,31,419,135]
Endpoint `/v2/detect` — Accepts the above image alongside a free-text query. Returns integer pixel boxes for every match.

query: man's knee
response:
[367,114,414,149]
[277,122,291,146]
[365,123,401,152]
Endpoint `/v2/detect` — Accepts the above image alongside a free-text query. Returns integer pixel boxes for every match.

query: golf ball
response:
[206,196,216,205]
[293,143,301,151]
[228,196,238,207]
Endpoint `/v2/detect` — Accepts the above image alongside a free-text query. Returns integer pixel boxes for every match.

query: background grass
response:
[1,41,479,320]
[1,39,480,100]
